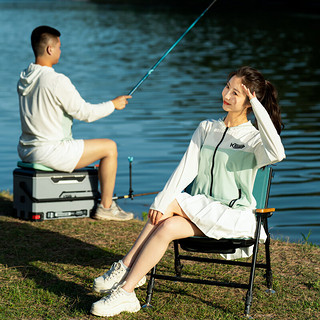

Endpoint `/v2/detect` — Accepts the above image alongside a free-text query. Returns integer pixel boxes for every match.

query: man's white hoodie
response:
[17,63,115,147]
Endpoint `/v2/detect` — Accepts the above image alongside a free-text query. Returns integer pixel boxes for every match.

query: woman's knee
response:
[155,215,200,240]
[156,217,182,241]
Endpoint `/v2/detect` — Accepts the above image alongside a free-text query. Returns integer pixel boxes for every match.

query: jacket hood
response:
[17,63,51,96]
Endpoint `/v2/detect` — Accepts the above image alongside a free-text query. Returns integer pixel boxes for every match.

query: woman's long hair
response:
[228,66,284,134]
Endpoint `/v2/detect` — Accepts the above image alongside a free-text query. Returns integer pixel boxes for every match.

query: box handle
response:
[51,176,85,184]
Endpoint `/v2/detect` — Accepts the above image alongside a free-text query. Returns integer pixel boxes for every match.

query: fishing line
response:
[128,0,218,95]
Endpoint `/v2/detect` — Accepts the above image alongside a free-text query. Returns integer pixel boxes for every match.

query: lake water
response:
[0,0,319,245]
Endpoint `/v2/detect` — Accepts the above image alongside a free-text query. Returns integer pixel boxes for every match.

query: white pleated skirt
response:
[176,192,267,259]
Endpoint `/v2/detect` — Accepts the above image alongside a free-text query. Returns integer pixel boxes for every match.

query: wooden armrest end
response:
[255,208,275,214]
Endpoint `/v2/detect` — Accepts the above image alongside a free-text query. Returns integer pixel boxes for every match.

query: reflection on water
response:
[0,1,319,244]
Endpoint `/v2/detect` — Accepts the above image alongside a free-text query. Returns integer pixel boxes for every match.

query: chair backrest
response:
[252,166,273,208]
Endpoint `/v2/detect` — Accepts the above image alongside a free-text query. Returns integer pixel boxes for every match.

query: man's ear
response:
[46,45,52,55]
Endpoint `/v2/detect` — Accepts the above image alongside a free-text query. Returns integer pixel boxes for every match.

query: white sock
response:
[119,259,130,271]
[99,203,113,209]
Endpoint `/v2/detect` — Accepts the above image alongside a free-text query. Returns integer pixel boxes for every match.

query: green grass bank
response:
[0,192,319,319]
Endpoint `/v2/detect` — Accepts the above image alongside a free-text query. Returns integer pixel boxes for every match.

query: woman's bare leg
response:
[122,199,188,268]
[122,216,203,292]
[122,200,204,292]
[75,139,117,208]
[122,220,157,268]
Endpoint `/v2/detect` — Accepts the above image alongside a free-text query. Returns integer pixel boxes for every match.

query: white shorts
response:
[18,139,84,173]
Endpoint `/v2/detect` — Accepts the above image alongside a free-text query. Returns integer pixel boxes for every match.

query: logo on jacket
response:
[230,143,245,149]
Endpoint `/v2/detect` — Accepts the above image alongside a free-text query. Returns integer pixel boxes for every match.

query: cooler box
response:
[13,166,99,221]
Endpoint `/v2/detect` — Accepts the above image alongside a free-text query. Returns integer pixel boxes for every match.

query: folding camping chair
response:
[144,166,275,316]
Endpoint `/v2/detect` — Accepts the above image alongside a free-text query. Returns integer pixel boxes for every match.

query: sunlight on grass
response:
[0,213,319,319]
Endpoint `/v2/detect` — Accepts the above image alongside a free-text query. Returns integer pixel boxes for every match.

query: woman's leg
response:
[122,220,158,268]
[75,139,117,208]
[122,199,187,268]
[122,210,204,292]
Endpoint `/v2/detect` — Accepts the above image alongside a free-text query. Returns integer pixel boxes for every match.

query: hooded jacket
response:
[17,63,115,147]
[151,97,286,213]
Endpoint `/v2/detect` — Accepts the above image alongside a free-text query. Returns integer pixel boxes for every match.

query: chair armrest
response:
[255,207,275,218]
[255,208,275,213]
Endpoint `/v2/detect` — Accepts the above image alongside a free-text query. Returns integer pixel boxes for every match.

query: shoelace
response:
[102,286,126,303]
[103,262,122,280]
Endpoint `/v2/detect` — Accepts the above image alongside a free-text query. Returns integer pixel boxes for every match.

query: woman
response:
[90,66,286,317]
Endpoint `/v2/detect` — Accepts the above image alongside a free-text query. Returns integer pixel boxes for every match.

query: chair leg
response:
[265,242,273,290]
[264,220,273,291]
[245,215,262,316]
[144,265,157,307]
[245,252,257,317]
[245,290,253,316]
[174,240,182,277]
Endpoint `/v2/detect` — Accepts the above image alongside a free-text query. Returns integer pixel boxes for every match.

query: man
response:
[17,25,133,221]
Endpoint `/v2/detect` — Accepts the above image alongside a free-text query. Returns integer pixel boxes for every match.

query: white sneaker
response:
[93,260,147,294]
[93,261,128,293]
[90,286,141,317]
[93,201,134,221]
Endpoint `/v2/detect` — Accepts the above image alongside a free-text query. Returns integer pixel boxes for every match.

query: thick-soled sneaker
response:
[93,260,146,294]
[90,286,141,317]
[93,261,128,293]
[93,201,134,221]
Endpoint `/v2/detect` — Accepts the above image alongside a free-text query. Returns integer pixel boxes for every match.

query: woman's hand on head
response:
[148,209,163,225]
[241,84,256,100]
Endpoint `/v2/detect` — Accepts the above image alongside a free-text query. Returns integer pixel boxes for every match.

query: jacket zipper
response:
[209,127,229,197]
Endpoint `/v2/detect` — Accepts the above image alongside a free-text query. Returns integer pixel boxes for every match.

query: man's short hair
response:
[31,25,61,58]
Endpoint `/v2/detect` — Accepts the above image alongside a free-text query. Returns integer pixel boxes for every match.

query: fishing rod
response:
[128,0,218,95]
[112,2,218,200]
[112,191,159,201]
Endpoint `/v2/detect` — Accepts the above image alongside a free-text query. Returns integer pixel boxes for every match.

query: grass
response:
[0,192,319,319]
